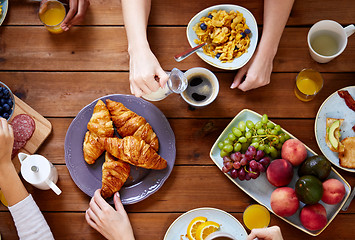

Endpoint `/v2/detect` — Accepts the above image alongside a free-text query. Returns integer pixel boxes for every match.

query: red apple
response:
[300,203,327,231]
[266,159,293,187]
[270,187,299,217]
[281,139,307,166]
[321,179,346,205]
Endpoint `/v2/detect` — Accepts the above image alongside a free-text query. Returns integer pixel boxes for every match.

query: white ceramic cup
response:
[18,153,62,195]
[181,67,219,107]
[307,20,355,63]
[205,232,237,240]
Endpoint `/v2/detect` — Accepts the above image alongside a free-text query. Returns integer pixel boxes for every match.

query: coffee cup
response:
[181,67,219,107]
[205,232,237,240]
[18,153,62,195]
[307,20,355,63]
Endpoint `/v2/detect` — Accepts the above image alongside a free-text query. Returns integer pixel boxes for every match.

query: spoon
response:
[174,42,207,62]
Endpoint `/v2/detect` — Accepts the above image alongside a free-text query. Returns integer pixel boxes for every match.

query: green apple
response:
[328,120,340,149]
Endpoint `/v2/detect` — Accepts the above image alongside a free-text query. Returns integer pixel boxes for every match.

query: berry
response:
[3,103,10,111]
[200,23,207,30]
[240,32,246,38]
[0,98,5,105]
[2,112,9,119]
[208,14,213,19]
[216,53,221,59]
[7,99,13,107]
[244,29,251,34]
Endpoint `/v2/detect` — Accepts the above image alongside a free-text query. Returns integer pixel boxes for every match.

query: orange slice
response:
[195,221,220,240]
[0,190,8,207]
[187,216,207,240]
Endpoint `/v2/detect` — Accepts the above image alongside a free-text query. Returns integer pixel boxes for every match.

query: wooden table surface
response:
[1,0,354,239]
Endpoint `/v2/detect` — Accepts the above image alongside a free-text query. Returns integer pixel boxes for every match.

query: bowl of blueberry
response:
[186,4,258,70]
[0,82,15,121]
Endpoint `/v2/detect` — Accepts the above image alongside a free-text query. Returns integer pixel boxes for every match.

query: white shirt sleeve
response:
[8,194,54,240]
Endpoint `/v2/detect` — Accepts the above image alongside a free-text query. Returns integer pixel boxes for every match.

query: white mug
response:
[18,153,62,195]
[181,67,219,108]
[307,20,355,63]
[205,231,237,240]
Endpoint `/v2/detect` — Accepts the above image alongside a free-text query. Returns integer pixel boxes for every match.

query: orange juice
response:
[294,69,323,102]
[243,204,270,230]
[39,1,66,34]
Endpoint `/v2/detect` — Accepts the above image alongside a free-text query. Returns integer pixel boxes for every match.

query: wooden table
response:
[1,0,354,239]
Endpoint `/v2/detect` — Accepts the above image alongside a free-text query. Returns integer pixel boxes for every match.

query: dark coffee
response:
[183,75,213,104]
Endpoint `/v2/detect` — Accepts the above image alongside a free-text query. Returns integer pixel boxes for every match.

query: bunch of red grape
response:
[222,145,271,181]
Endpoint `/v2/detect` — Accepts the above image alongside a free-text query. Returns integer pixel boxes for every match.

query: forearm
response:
[121,0,152,53]
[0,161,28,207]
[258,0,294,57]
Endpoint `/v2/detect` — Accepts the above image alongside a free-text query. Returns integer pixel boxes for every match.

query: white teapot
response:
[18,153,62,195]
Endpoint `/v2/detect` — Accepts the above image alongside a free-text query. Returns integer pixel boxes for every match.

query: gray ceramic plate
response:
[164,207,247,240]
[0,0,8,26]
[210,109,351,236]
[315,86,355,172]
[64,94,176,205]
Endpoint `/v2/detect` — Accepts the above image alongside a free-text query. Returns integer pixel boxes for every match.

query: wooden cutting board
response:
[9,96,52,173]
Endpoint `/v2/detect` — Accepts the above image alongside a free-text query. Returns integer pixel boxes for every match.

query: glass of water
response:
[142,68,188,101]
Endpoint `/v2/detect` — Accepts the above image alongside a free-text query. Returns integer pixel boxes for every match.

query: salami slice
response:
[11,140,27,159]
[10,114,36,142]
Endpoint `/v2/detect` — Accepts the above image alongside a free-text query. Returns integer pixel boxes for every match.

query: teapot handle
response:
[45,179,62,195]
[18,153,30,164]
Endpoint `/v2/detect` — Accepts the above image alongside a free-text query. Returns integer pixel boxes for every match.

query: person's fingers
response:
[0,118,7,133]
[86,208,100,228]
[237,77,256,92]
[231,67,248,89]
[68,0,90,26]
[113,192,126,213]
[93,189,112,212]
[138,80,152,95]
[156,68,169,89]
[130,81,143,97]
[61,0,78,29]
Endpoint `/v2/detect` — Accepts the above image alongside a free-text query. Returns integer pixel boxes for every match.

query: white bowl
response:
[186,4,258,70]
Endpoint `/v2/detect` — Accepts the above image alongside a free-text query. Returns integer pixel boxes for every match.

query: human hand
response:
[247,226,284,240]
[230,47,274,92]
[86,189,135,240]
[0,118,13,165]
[128,48,169,97]
[61,0,90,31]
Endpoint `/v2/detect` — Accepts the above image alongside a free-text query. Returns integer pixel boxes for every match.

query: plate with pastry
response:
[65,94,176,204]
[315,86,355,172]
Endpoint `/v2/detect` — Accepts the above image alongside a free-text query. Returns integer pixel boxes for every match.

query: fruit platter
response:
[210,109,351,236]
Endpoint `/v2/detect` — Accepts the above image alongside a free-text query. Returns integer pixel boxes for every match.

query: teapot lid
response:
[20,155,51,184]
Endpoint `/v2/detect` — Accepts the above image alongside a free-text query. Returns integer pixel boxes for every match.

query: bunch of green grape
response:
[218,114,290,159]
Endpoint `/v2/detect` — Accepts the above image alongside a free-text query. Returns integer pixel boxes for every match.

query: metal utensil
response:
[174,42,207,62]
[342,186,355,211]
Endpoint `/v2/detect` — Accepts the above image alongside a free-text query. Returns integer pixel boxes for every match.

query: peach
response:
[281,139,307,166]
[300,203,327,231]
[321,179,346,205]
[270,187,299,217]
[266,159,293,187]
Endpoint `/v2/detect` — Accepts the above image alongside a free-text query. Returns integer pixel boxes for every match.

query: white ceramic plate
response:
[0,0,8,26]
[209,109,351,236]
[186,4,258,70]
[164,207,247,240]
[315,86,355,172]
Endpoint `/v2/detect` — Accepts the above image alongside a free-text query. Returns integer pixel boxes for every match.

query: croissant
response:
[101,152,131,199]
[87,100,114,138]
[101,136,167,170]
[106,99,159,152]
[83,131,105,164]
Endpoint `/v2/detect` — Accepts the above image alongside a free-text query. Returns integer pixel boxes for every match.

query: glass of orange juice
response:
[38,0,67,34]
[294,69,324,102]
[243,204,270,230]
